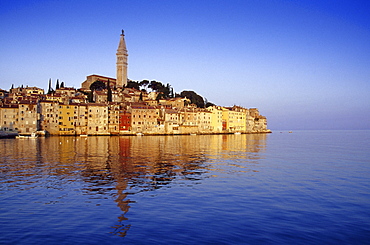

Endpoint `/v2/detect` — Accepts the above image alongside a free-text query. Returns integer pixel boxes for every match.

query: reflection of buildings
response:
[1,134,267,237]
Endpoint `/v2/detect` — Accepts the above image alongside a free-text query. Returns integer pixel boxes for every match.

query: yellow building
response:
[206,106,223,133]
[196,109,212,133]
[58,103,75,135]
[229,106,247,133]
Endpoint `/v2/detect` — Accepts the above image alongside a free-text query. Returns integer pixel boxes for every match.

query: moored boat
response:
[0,127,18,138]
[16,132,38,139]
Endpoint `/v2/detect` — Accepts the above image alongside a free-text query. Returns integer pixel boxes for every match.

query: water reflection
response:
[0,134,267,237]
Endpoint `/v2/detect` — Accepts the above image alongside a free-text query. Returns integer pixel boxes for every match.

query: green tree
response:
[148,80,162,91]
[156,92,166,101]
[47,79,53,94]
[205,102,216,107]
[56,79,60,90]
[180,90,205,108]
[139,80,149,91]
[87,91,94,102]
[107,80,112,102]
[60,81,65,88]
[90,80,106,91]
[126,80,140,90]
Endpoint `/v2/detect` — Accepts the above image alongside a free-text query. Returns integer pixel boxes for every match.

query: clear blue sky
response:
[1,0,369,130]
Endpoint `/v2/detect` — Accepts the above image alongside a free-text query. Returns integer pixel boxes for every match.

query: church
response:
[81,30,128,90]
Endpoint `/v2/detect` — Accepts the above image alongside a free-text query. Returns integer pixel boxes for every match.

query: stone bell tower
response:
[116,30,128,88]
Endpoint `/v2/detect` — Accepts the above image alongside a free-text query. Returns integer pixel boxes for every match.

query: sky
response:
[0,0,369,130]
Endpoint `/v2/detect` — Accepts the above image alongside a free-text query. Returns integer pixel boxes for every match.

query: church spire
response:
[116,30,128,88]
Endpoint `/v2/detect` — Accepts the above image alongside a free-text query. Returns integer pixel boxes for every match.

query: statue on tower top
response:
[121,29,124,35]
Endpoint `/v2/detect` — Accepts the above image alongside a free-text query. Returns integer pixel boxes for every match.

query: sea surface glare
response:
[0,130,369,244]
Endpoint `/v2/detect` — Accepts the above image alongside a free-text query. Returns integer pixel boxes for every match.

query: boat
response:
[136,133,144,136]
[80,134,88,137]
[234,132,241,135]
[0,127,18,138]
[16,132,38,139]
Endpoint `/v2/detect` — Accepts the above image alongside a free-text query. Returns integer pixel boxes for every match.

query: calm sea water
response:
[0,130,369,244]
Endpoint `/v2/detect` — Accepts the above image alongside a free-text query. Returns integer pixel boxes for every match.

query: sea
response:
[0,130,369,244]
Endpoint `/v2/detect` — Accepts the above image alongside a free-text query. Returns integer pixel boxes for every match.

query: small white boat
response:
[16,132,38,139]
[136,133,143,136]
[80,134,88,137]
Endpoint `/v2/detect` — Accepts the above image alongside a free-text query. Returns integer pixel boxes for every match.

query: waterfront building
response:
[18,101,39,134]
[58,103,75,135]
[39,100,59,135]
[119,109,131,132]
[178,108,198,134]
[0,104,19,131]
[228,106,247,133]
[253,115,268,132]
[87,103,109,135]
[161,108,180,134]
[130,104,159,134]
[196,109,212,133]
[246,109,254,132]
[74,103,88,135]
[108,103,120,135]
[207,106,223,133]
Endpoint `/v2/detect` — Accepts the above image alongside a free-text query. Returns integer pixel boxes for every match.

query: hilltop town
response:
[0,31,270,136]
